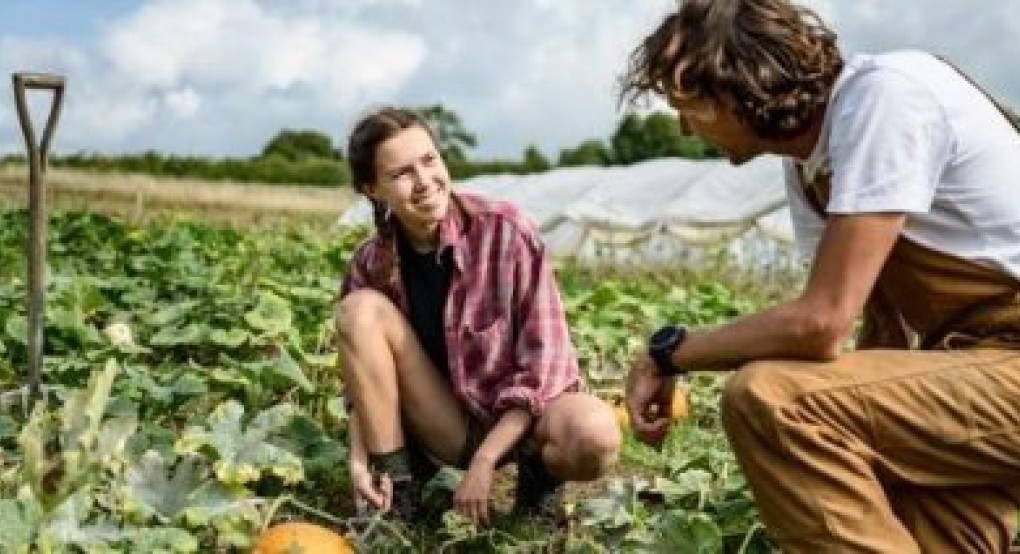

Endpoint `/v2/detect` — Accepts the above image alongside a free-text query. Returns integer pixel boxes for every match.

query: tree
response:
[610,113,647,165]
[610,112,717,165]
[261,130,336,161]
[521,144,550,173]
[415,105,477,164]
[558,139,612,167]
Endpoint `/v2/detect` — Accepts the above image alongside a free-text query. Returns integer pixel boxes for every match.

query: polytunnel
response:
[337,155,805,273]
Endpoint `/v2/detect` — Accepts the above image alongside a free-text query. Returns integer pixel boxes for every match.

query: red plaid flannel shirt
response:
[340,192,580,425]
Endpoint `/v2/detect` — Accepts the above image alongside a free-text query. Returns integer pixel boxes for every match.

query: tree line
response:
[0,105,719,187]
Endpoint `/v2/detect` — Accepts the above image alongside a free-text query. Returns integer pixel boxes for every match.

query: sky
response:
[1,0,1018,160]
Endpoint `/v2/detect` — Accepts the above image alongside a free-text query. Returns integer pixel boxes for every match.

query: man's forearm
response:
[472,408,533,467]
[674,298,851,372]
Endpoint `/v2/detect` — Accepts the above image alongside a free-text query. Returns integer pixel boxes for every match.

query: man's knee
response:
[720,360,798,438]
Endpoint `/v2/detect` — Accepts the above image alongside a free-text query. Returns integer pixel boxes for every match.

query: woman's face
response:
[368,125,452,247]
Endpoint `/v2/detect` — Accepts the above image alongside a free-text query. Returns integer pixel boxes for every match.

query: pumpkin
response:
[610,388,688,428]
[251,522,355,554]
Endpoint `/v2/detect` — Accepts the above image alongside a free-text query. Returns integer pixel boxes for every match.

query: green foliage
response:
[51,151,350,186]
[611,112,718,165]
[558,139,612,167]
[415,104,478,164]
[521,144,551,173]
[0,210,773,552]
[260,129,338,162]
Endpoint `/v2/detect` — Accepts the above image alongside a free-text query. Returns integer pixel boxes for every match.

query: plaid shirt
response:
[340,192,580,425]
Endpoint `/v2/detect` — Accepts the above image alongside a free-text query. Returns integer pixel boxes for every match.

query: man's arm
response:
[673,212,906,370]
[627,213,906,444]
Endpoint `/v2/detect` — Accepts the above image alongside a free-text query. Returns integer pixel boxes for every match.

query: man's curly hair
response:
[620,0,843,140]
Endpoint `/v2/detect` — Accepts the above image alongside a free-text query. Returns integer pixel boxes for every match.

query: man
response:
[336,106,620,526]
[621,0,1020,551]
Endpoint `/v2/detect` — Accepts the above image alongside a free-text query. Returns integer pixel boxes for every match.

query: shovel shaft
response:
[12,72,65,401]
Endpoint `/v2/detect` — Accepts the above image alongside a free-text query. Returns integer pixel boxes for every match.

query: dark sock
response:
[368,447,412,477]
[519,453,561,488]
[368,447,421,522]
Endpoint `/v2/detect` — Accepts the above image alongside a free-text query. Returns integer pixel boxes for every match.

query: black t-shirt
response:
[395,226,453,379]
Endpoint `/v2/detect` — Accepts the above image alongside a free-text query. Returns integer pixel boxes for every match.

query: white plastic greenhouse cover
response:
[337,156,800,268]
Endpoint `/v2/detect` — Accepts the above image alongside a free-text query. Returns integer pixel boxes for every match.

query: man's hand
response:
[625,353,676,447]
[454,456,497,526]
[350,460,391,515]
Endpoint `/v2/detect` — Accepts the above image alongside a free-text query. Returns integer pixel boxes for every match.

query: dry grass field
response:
[0,165,356,226]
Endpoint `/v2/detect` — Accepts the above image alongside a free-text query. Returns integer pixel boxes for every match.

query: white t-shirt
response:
[785,51,1020,280]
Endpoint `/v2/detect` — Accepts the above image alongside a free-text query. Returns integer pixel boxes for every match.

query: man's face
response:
[368,126,452,243]
[668,94,761,165]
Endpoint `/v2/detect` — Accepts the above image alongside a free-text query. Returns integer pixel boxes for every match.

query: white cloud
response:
[163,87,201,118]
[3,0,427,155]
[0,0,1018,159]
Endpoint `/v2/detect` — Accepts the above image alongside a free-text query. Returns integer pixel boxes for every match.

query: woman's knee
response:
[335,289,397,342]
[547,395,621,480]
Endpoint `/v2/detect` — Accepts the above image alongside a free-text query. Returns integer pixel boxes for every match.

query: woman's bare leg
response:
[533,392,621,481]
[336,289,469,464]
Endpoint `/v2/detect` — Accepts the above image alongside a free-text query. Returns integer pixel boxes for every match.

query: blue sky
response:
[0,1,142,55]
[1,0,1018,160]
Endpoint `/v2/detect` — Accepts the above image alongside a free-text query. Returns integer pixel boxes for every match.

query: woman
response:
[336,106,620,526]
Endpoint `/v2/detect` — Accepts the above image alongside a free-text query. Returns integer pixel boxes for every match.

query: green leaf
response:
[326,396,348,425]
[178,481,259,529]
[149,323,206,347]
[208,328,249,348]
[61,359,119,452]
[654,511,724,554]
[175,401,304,486]
[19,360,127,508]
[145,300,200,327]
[170,374,209,398]
[0,414,18,440]
[271,349,314,393]
[125,527,199,552]
[244,291,293,334]
[0,499,38,552]
[122,450,246,528]
[4,316,27,345]
[37,492,123,550]
[650,470,713,506]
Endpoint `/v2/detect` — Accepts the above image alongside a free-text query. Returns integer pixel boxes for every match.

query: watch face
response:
[650,325,680,350]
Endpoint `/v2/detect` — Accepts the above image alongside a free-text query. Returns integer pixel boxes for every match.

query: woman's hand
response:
[454,457,497,526]
[350,461,391,515]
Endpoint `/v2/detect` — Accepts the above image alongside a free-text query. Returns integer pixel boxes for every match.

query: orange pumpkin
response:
[611,389,688,428]
[251,522,355,554]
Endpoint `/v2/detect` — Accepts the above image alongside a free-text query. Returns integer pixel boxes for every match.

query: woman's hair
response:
[346,106,436,229]
[620,0,843,140]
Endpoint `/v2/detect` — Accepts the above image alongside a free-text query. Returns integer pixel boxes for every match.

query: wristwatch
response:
[648,324,688,377]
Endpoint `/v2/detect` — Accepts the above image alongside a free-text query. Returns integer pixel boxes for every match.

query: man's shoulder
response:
[838,51,944,97]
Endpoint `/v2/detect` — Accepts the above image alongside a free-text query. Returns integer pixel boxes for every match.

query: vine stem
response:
[271,495,412,548]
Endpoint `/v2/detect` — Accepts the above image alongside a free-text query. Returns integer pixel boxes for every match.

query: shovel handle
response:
[13,73,65,169]
[12,72,66,402]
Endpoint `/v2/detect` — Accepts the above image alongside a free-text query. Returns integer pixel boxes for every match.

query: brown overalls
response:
[720,66,1020,553]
